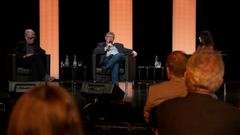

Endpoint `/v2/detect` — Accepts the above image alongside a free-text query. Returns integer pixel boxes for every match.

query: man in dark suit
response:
[156,48,240,135]
[13,29,53,81]
[93,32,137,85]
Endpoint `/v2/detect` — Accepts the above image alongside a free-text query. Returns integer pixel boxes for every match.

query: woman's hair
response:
[199,30,215,47]
[7,85,84,135]
[185,48,224,93]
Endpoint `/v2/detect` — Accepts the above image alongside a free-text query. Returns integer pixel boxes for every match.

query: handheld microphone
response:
[107,41,113,49]
[109,41,113,44]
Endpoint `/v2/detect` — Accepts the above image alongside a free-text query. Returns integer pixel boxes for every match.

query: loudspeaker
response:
[80,82,125,102]
[9,81,45,92]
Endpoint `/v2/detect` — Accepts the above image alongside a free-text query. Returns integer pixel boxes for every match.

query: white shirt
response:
[105,45,119,57]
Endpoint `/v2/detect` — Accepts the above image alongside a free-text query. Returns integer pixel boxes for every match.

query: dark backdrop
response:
[196,0,240,80]
[133,0,172,67]
[59,0,109,80]
[1,0,39,88]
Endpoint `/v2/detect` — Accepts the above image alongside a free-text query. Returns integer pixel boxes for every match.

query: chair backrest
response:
[225,81,240,109]
[92,54,136,82]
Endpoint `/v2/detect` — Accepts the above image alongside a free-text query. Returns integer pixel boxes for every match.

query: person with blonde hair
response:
[156,48,240,135]
[7,85,85,135]
[93,32,137,85]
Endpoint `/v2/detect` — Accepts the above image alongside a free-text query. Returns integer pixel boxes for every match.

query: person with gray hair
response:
[13,29,53,81]
[156,48,240,135]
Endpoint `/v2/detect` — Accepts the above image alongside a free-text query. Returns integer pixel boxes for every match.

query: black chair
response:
[148,106,158,128]
[7,54,50,81]
[92,54,136,83]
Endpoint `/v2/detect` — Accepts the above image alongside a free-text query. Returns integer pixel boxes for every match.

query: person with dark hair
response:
[156,48,240,135]
[7,85,85,135]
[197,30,215,50]
[13,29,54,81]
[93,32,137,85]
[144,50,188,123]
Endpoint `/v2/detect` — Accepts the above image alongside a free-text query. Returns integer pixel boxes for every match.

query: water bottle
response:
[78,61,82,67]
[154,55,159,68]
[73,55,77,67]
[64,55,69,66]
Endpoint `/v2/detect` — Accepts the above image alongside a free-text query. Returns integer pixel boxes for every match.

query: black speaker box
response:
[80,82,125,102]
[8,81,45,93]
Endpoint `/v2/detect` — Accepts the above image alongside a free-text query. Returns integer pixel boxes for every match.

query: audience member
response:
[144,50,188,123]
[197,30,215,50]
[13,29,53,81]
[156,48,240,135]
[7,85,85,135]
[93,32,137,85]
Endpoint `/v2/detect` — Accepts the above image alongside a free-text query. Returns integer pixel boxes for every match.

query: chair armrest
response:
[124,56,129,81]
[125,56,136,81]
[92,54,97,81]
[7,54,17,81]
[45,54,50,75]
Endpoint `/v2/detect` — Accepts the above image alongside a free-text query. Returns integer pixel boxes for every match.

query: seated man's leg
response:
[111,63,119,85]
[105,53,124,69]
[29,55,46,81]
[105,53,124,85]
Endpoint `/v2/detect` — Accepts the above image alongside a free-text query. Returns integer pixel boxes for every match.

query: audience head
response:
[185,48,224,93]
[24,29,36,44]
[105,32,115,43]
[166,50,188,79]
[198,30,215,47]
[7,85,84,135]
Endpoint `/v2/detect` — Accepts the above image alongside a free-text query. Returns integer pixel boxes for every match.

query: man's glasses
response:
[105,35,114,38]
[27,37,35,40]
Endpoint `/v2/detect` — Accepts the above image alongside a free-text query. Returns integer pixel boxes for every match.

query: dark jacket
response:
[13,41,45,59]
[93,42,133,65]
[156,93,240,135]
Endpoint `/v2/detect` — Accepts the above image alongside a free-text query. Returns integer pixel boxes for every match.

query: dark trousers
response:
[18,54,46,81]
